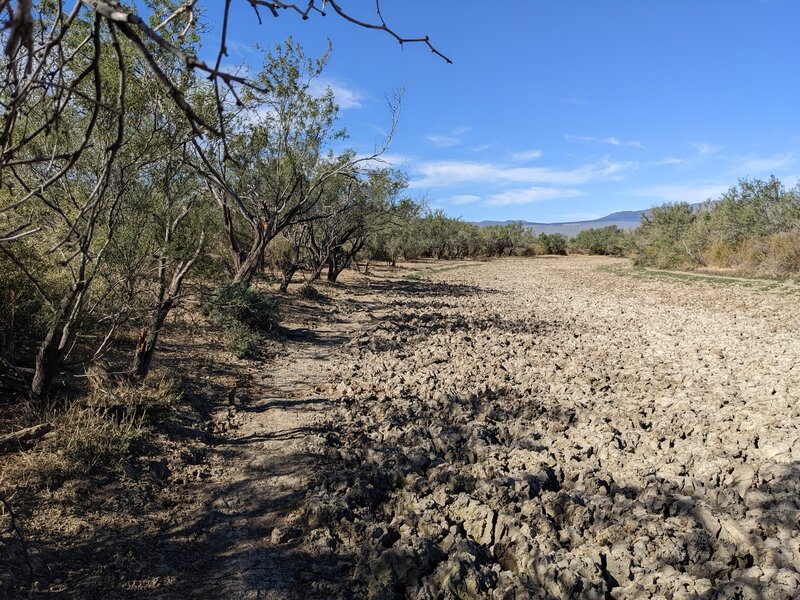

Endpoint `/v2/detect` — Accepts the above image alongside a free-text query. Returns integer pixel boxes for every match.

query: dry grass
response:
[697,229,800,277]
[2,373,180,488]
[763,227,800,274]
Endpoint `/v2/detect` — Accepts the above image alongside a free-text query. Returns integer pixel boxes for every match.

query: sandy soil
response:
[2,256,799,599]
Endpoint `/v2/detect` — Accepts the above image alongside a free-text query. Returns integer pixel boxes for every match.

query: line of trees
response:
[0,3,563,404]
[631,177,800,273]
[562,177,800,273]
[261,207,571,289]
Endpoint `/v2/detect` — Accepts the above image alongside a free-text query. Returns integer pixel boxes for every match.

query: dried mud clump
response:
[302,259,800,599]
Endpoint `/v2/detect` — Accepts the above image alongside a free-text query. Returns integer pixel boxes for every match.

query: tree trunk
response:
[217,193,269,286]
[309,265,323,282]
[30,282,85,401]
[231,232,268,285]
[130,298,173,380]
[130,232,203,381]
[279,265,298,293]
[326,257,339,282]
[221,203,242,274]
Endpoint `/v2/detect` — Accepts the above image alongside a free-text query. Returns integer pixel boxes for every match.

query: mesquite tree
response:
[202,40,396,285]
[305,167,408,282]
[0,1,446,399]
[1,12,211,399]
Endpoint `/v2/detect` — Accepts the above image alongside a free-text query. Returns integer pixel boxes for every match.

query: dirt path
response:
[165,294,369,599]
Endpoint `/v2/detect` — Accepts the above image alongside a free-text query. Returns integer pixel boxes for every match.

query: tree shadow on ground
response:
[2,453,355,598]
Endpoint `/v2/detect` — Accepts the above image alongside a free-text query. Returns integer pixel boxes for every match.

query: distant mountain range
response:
[475,202,712,236]
[474,209,647,236]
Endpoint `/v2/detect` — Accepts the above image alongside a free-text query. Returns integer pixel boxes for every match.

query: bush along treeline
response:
[568,225,630,256]
[631,177,800,274]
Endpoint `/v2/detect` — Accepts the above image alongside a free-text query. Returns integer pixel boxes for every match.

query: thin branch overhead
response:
[0,0,450,182]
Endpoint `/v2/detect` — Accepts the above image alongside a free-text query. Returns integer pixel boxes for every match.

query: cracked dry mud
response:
[292,257,800,599]
[7,256,798,599]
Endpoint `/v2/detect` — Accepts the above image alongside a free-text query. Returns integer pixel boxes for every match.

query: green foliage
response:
[630,177,800,274]
[207,284,280,333]
[206,284,280,358]
[633,202,698,268]
[570,226,628,256]
[222,321,264,360]
[537,233,568,255]
[704,176,800,246]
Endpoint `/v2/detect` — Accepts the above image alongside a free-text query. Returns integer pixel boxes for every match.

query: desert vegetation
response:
[1,2,799,599]
[568,225,629,257]
[630,177,800,275]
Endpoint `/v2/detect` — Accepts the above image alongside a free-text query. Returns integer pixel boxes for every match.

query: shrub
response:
[87,369,181,419]
[537,233,568,255]
[632,178,800,274]
[205,284,279,359]
[702,240,735,268]
[298,284,326,301]
[60,408,146,471]
[22,404,150,479]
[632,203,698,268]
[223,321,263,359]
[207,283,280,333]
[706,177,800,247]
[570,226,628,256]
[763,228,800,275]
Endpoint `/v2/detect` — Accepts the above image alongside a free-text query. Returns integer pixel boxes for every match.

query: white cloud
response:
[426,126,472,148]
[309,77,365,109]
[691,142,722,156]
[654,156,684,166]
[470,143,497,153]
[565,134,645,150]
[633,182,729,205]
[225,39,256,58]
[486,187,583,206]
[410,157,636,188]
[735,152,795,175]
[426,135,462,148]
[449,194,481,205]
[511,149,544,161]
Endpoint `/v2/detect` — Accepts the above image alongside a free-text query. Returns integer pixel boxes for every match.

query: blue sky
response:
[210,0,799,222]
